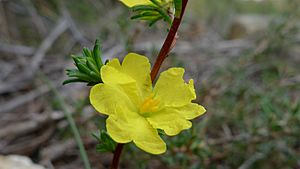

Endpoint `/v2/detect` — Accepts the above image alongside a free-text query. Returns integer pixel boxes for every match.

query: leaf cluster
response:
[63,40,103,86]
[92,130,117,153]
[131,0,173,26]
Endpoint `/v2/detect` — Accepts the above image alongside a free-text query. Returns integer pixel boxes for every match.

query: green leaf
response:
[92,132,101,142]
[77,63,92,75]
[67,70,95,82]
[87,82,98,86]
[132,5,158,12]
[86,57,100,74]
[89,71,102,82]
[174,0,182,18]
[149,16,163,26]
[64,39,104,85]
[93,39,103,69]
[72,55,83,67]
[63,78,87,85]
[93,130,117,153]
[131,3,172,25]
[83,47,92,58]
[131,12,159,20]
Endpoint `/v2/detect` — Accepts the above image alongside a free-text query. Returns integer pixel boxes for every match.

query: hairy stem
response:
[110,0,189,168]
[110,143,124,169]
[151,0,189,81]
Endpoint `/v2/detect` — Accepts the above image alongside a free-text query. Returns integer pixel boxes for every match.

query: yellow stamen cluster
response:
[139,94,160,115]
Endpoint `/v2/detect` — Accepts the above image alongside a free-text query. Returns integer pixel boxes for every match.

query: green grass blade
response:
[40,74,92,169]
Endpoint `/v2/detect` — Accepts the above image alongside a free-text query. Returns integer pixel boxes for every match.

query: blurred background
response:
[0,0,299,168]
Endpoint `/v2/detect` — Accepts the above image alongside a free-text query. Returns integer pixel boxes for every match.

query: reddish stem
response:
[150,0,189,81]
[110,143,124,169]
[109,1,189,168]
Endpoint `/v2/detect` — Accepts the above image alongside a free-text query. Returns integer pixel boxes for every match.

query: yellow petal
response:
[89,83,136,115]
[107,58,122,70]
[120,0,172,7]
[101,64,141,105]
[101,53,152,103]
[101,64,135,85]
[153,68,196,107]
[120,0,151,7]
[106,115,132,143]
[146,108,192,136]
[174,103,206,120]
[131,115,166,154]
[122,53,152,99]
[107,109,166,154]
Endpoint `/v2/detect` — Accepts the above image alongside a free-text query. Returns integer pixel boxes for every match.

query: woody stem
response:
[110,0,189,168]
[110,143,124,169]
[150,0,189,81]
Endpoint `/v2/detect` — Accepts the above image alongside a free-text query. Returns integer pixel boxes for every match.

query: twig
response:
[28,18,68,75]
[0,85,50,114]
[0,114,50,139]
[0,126,55,155]
[0,18,68,94]
[0,44,124,114]
[22,0,47,36]
[133,39,253,55]
[150,0,189,81]
[0,1,10,41]
[62,8,91,46]
[0,61,15,80]
[0,42,35,55]
[41,139,89,163]
[207,133,251,146]
[238,153,265,169]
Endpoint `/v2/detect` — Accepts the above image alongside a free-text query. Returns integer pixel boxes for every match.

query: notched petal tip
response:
[124,52,149,61]
[198,105,206,115]
[107,58,121,68]
[188,79,196,100]
[154,67,196,107]
[164,120,192,136]
[173,103,206,120]
[164,67,185,76]
[133,138,167,155]
[89,83,107,115]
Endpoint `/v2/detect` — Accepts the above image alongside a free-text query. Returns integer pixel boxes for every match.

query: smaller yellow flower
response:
[120,0,172,7]
[120,0,151,7]
[90,53,206,154]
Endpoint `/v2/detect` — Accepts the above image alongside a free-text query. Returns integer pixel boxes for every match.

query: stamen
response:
[139,94,160,115]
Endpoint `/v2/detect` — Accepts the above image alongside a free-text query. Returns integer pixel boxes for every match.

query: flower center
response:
[139,94,160,116]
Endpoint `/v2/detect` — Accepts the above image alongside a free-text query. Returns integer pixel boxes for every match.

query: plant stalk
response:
[151,0,189,81]
[110,143,124,169]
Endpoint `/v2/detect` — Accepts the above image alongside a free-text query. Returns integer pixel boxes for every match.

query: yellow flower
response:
[90,53,206,154]
[120,0,151,7]
[120,0,172,7]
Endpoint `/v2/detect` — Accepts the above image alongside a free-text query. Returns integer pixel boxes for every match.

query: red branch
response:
[150,0,189,81]
[110,143,124,169]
